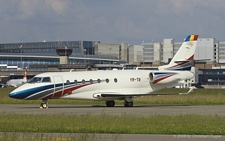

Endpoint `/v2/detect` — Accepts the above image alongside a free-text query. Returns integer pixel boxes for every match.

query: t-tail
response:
[159,34,198,71]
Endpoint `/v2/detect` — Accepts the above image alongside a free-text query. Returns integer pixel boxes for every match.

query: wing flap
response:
[96,87,195,98]
[101,93,183,97]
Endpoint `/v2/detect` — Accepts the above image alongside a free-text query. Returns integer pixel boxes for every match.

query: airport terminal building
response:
[0,41,122,71]
[1,37,225,87]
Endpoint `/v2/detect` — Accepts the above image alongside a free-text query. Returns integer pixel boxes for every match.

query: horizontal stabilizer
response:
[174,60,190,63]
[174,59,211,63]
[193,59,211,62]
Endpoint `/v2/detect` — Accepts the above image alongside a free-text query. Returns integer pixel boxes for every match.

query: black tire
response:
[106,101,115,107]
[40,100,48,109]
[124,101,133,107]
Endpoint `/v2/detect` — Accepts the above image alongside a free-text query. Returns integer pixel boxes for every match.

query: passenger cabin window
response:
[74,80,78,85]
[66,80,70,85]
[82,79,85,84]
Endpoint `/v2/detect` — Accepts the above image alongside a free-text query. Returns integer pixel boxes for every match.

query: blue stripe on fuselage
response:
[9,84,55,99]
[9,80,98,100]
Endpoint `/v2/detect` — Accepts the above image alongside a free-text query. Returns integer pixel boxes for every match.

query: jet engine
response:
[149,71,194,84]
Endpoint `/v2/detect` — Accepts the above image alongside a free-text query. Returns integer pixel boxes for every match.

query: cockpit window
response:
[28,77,51,83]
[28,77,42,83]
[42,77,51,83]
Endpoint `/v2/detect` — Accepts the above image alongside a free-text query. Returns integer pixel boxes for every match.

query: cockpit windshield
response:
[28,77,51,83]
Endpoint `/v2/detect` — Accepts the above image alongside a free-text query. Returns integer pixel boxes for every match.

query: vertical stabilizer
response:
[159,34,198,71]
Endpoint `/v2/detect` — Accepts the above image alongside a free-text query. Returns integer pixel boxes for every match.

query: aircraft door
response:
[52,75,64,98]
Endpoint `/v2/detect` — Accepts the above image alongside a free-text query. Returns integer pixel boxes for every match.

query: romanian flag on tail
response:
[185,35,198,42]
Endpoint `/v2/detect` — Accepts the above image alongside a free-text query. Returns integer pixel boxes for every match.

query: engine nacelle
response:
[93,93,102,98]
[149,71,194,84]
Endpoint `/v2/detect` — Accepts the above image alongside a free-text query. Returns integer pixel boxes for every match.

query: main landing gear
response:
[40,99,48,109]
[124,100,133,107]
[106,101,115,107]
[105,99,134,107]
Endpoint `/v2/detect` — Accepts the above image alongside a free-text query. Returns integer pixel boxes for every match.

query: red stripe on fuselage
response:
[43,83,93,99]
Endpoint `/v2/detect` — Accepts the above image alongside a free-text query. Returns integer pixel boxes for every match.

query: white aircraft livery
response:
[9,34,199,108]
[6,68,28,87]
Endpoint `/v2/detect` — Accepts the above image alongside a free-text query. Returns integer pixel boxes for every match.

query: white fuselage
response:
[9,70,194,101]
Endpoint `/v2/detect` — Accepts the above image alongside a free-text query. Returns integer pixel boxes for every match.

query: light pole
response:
[88,50,89,64]
[64,46,68,56]
[98,51,101,64]
[109,46,111,61]
[142,42,145,68]
[158,49,161,65]
[19,45,22,69]
[109,46,111,69]
[113,52,115,64]
[127,44,130,64]
[64,46,68,64]
[84,49,87,64]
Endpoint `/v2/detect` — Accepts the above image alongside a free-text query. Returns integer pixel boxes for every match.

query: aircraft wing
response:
[100,93,185,97]
[10,84,18,87]
[100,87,195,97]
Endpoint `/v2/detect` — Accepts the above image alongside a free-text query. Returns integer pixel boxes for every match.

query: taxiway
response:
[1,104,225,141]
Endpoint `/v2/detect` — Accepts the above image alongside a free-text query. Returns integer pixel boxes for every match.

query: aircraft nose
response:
[9,91,19,99]
[8,88,26,99]
[8,85,38,100]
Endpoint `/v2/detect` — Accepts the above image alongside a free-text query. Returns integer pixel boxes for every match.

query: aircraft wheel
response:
[42,103,47,109]
[106,101,115,107]
[40,100,48,109]
[124,101,133,107]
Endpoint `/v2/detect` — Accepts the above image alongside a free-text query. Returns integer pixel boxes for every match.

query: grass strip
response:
[2,88,225,105]
[0,132,118,141]
[0,113,225,135]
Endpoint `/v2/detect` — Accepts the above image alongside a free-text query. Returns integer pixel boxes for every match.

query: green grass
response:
[2,88,225,105]
[0,132,118,141]
[0,113,225,135]
[1,88,225,137]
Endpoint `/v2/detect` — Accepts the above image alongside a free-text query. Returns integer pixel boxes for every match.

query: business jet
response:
[6,67,28,87]
[9,34,198,108]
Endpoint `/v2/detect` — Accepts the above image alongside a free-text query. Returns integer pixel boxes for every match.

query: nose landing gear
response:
[124,97,133,107]
[40,99,48,109]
